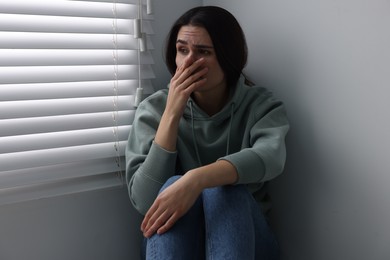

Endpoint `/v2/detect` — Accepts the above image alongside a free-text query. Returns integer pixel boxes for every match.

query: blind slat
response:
[0,113,134,137]
[0,14,154,34]
[0,158,125,190]
[0,173,124,206]
[77,0,147,4]
[0,141,127,172]
[0,96,135,119]
[0,80,154,101]
[0,126,131,153]
[0,32,154,50]
[0,49,154,66]
[0,0,141,19]
[0,65,155,84]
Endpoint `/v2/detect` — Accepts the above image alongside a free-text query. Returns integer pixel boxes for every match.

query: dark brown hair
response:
[165,6,248,88]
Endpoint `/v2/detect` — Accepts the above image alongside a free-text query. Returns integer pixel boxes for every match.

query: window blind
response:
[0,0,155,205]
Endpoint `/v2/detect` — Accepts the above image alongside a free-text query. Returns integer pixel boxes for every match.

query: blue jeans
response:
[142,176,279,260]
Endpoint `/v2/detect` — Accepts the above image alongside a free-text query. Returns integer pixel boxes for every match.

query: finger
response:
[182,58,205,77]
[172,57,193,80]
[141,202,159,232]
[142,210,163,234]
[156,212,180,235]
[179,67,208,90]
[180,56,203,72]
[144,210,172,238]
[141,215,149,233]
[174,58,205,84]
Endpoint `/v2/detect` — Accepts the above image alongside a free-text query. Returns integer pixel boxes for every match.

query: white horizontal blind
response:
[0,0,155,204]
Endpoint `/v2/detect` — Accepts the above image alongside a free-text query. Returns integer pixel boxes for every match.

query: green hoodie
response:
[126,76,289,215]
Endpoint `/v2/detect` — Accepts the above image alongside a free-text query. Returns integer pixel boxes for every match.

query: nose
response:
[186,51,198,63]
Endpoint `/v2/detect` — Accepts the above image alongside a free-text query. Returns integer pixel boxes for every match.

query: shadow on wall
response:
[251,38,328,258]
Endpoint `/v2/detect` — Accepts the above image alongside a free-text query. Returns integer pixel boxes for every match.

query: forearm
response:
[154,111,180,152]
[141,159,239,237]
[184,160,239,191]
[127,141,178,215]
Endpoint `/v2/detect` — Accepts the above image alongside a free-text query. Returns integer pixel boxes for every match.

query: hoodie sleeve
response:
[220,97,289,185]
[125,99,177,215]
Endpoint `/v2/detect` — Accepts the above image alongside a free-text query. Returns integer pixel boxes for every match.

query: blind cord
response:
[134,0,145,107]
[112,0,124,185]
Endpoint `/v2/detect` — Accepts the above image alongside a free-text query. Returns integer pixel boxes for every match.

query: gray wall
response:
[204,0,390,259]
[0,188,142,260]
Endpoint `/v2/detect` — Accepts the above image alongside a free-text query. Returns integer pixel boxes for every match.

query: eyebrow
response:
[176,39,214,49]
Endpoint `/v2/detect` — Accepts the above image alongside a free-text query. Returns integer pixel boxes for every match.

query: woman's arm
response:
[127,57,208,215]
[141,159,238,238]
[154,57,207,152]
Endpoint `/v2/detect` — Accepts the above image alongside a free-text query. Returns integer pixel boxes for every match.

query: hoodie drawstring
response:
[226,102,235,155]
[189,101,235,167]
[189,101,202,166]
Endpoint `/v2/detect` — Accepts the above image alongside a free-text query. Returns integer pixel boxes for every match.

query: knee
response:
[160,175,182,192]
[202,185,256,214]
[204,185,251,202]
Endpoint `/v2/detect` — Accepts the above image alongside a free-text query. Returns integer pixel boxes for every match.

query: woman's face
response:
[175,25,226,93]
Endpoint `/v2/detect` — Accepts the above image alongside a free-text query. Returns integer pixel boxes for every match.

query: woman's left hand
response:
[141,174,202,238]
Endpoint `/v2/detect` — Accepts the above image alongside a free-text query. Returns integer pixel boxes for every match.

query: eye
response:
[177,47,189,54]
[199,49,211,55]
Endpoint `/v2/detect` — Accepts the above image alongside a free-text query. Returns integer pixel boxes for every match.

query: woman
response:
[126,6,289,259]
